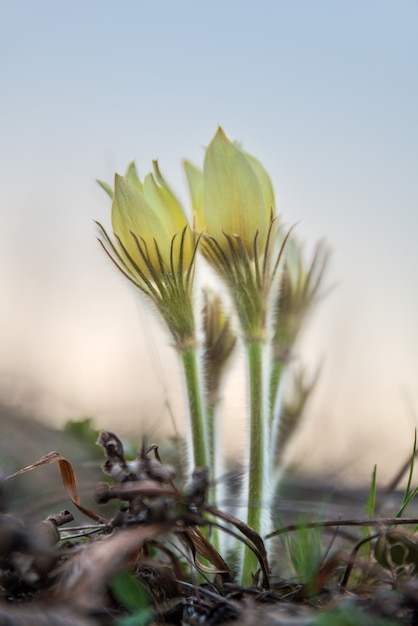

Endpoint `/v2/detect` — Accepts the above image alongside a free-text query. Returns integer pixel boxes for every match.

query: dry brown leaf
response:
[53,522,172,608]
[181,526,231,579]
[3,451,104,522]
[206,504,270,588]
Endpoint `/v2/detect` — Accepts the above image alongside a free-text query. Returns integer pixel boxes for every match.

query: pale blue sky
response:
[1,1,418,482]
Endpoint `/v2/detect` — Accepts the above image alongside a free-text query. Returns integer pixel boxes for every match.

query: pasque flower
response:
[185,127,275,258]
[97,162,208,474]
[97,162,197,348]
[186,128,289,582]
[185,127,284,342]
[202,127,275,256]
[99,163,194,289]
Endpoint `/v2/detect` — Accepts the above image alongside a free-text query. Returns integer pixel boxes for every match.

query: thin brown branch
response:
[266,516,418,540]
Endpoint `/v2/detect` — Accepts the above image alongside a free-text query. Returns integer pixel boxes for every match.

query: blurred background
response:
[1,0,418,485]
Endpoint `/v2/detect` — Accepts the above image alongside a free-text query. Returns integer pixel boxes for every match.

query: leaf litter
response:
[2,431,418,624]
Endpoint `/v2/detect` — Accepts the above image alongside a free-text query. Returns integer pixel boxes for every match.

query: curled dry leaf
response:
[206,505,270,588]
[2,451,104,523]
[180,525,230,578]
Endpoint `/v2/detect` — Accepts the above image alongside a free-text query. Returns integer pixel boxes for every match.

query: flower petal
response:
[112,174,172,272]
[125,161,144,193]
[244,152,275,217]
[184,160,204,230]
[143,171,187,237]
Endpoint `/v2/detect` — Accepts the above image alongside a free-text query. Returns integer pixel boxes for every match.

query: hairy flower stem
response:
[269,359,285,450]
[242,339,271,585]
[206,403,216,486]
[269,360,284,422]
[181,346,208,473]
[205,402,222,550]
[181,346,222,554]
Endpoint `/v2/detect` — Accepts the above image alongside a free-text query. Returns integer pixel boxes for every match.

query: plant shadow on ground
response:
[2,421,418,626]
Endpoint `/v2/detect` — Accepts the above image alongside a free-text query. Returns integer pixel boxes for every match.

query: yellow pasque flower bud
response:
[112,167,194,284]
[185,127,275,258]
[97,161,199,349]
